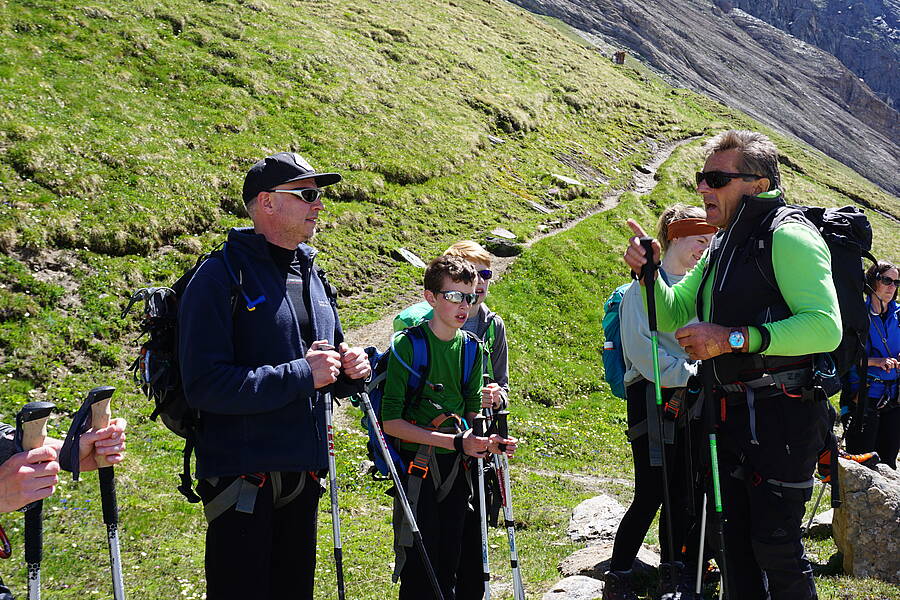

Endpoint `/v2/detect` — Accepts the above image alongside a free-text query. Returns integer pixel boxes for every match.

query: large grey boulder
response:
[567,494,627,543]
[832,458,900,583]
[542,575,604,600]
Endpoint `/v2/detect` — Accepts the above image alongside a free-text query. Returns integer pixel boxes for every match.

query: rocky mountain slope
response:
[509,0,900,197]
[733,0,899,109]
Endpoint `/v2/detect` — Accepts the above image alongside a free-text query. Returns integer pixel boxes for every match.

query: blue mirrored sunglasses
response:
[477,269,493,280]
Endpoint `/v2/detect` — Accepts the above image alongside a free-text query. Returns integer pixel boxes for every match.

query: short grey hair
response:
[702,130,781,191]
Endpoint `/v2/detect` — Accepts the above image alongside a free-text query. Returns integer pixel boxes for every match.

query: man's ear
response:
[754,177,771,195]
[258,191,275,214]
[423,290,437,307]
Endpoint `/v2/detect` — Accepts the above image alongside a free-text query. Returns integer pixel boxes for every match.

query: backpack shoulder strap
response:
[460,330,481,388]
[749,205,809,292]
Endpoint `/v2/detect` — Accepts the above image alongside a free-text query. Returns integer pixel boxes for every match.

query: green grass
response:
[0,0,898,597]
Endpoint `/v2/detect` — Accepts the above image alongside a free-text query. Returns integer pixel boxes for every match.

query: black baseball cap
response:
[242,152,342,205]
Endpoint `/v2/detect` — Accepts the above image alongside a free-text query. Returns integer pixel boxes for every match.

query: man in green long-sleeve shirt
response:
[624,130,840,600]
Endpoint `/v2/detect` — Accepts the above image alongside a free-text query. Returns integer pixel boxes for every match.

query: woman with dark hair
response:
[844,261,900,469]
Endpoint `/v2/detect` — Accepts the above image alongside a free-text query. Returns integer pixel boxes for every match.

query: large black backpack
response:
[754,205,877,385]
[122,244,251,502]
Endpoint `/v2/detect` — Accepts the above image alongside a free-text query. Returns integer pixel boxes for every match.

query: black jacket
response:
[697,191,814,385]
[179,227,347,479]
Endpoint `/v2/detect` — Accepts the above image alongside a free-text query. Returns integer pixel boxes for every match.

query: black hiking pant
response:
[455,463,501,600]
[198,471,320,600]
[845,402,900,469]
[610,379,703,572]
[395,449,471,600]
[713,390,830,600]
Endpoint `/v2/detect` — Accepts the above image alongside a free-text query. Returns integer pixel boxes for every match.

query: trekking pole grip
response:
[639,237,658,332]
[20,405,53,453]
[87,386,116,468]
[496,410,510,453]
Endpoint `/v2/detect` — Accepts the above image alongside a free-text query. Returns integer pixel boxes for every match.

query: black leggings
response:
[846,403,900,469]
[610,379,701,571]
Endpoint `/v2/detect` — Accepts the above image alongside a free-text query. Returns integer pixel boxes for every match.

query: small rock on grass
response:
[542,575,604,599]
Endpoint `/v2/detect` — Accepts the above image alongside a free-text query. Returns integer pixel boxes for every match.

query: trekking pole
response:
[323,389,346,600]
[82,386,126,600]
[474,413,492,599]
[695,492,707,596]
[356,392,444,600]
[16,401,55,600]
[701,363,731,598]
[488,408,525,600]
[639,239,678,575]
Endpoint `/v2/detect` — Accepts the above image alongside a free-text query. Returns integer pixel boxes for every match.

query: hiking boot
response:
[840,450,880,468]
[659,561,704,599]
[603,570,638,600]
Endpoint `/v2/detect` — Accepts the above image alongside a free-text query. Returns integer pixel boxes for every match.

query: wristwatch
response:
[728,328,746,353]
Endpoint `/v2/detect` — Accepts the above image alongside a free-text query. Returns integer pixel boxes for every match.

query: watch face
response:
[729,330,745,349]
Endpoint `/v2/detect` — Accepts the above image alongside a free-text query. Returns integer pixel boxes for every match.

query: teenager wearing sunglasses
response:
[393,241,511,599]
[843,261,900,469]
[381,255,517,599]
[624,130,841,600]
[177,151,372,599]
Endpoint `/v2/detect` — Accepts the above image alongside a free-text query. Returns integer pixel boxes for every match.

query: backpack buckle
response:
[241,472,268,488]
[407,463,429,479]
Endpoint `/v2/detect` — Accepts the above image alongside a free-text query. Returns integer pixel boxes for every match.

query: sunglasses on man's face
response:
[477,269,493,281]
[695,171,762,189]
[876,274,900,287]
[266,187,324,203]
[438,290,477,305]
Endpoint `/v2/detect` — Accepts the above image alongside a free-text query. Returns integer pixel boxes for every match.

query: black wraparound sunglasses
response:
[695,171,762,189]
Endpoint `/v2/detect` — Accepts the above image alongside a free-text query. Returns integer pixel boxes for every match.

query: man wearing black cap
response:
[178,152,371,599]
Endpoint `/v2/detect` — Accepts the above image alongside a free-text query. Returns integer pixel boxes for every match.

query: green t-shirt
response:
[381,324,483,453]
[650,221,842,355]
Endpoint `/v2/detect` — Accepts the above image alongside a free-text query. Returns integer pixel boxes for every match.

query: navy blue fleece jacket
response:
[178,227,348,479]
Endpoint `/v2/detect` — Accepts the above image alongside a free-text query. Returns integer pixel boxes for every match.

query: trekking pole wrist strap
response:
[453,430,467,453]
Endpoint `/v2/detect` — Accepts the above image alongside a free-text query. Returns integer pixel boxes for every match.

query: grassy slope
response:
[0,0,897,597]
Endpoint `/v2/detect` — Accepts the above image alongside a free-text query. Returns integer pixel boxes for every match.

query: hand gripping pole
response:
[17,401,55,600]
[640,238,677,572]
[84,386,126,600]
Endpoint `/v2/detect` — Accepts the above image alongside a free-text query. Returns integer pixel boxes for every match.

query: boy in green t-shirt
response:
[382,255,516,600]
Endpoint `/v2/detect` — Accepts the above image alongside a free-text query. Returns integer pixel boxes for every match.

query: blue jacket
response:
[178,227,346,479]
[846,299,900,401]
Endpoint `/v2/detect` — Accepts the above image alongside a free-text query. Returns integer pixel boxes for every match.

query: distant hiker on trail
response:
[177,152,371,600]
[624,130,841,600]
[843,260,900,469]
[0,416,126,598]
[382,255,516,600]
[394,240,510,600]
[604,205,714,600]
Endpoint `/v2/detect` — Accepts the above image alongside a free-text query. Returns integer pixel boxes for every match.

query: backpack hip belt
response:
[202,471,311,523]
